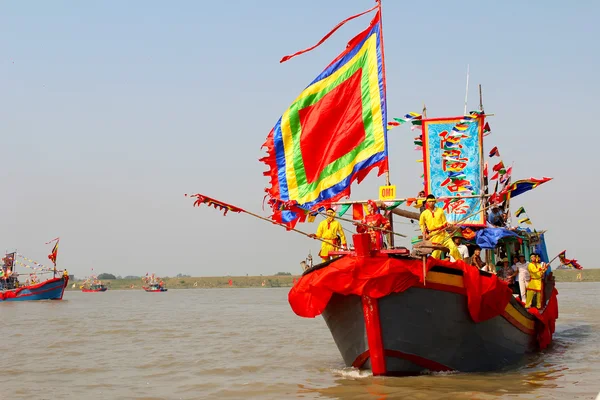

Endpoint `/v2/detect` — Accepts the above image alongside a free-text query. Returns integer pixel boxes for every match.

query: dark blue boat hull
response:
[0,277,68,302]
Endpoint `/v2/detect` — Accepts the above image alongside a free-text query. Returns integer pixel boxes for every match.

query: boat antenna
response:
[422,103,427,119]
[463,64,470,115]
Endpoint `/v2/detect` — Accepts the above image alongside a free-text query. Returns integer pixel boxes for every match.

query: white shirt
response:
[512,261,530,280]
[449,244,470,262]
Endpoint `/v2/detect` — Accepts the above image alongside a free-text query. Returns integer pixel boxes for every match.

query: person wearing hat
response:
[498,257,517,284]
[418,194,462,260]
[525,253,547,308]
[512,254,530,301]
[487,204,507,227]
[311,207,347,262]
[449,230,469,262]
[356,200,390,250]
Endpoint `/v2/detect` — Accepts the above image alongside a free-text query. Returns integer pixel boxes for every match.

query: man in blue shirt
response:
[487,205,506,227]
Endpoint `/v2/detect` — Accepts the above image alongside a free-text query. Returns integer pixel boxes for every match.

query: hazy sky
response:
[2,0,598,278]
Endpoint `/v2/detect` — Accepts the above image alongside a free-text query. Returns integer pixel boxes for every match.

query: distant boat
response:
[1,252,69,302]
[143,283,167,292]
[81,284,108,292]
[80,274,108,292]
[142,274,167,292]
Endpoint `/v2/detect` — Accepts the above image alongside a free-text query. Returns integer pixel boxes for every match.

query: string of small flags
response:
[515,206,532,225]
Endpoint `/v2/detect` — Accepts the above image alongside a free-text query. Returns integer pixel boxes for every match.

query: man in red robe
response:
[356,200,390,250]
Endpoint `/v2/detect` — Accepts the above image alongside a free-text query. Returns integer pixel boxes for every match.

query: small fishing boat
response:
[80,272,108,292]
[142,274,167,292]
[81,283,108,292]
[1,249,69,302]
[142,283,168,292]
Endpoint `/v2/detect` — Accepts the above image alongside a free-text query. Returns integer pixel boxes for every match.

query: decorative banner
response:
[422,114,485,226]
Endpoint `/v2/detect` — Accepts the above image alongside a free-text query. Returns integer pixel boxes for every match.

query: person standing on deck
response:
[311,208,347,262]
[419,195,462,261]
[449,231,470,262]
[512,254,530,301]
[356,200,390,250]
[525,253,547,308]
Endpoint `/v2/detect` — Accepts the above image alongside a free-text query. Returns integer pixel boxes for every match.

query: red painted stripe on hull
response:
[351,349,454,373]
[384,349,454,372]
[361,295,386,376]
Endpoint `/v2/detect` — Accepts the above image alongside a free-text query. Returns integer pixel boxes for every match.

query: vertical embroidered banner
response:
[422,115,485,226]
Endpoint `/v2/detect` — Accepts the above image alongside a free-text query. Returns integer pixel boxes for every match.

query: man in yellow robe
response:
[419,195,462,261]
[525,253,547,308]
[312,208,347,261]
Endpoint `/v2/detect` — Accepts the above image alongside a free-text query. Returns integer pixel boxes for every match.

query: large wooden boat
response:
[291,232,558,375]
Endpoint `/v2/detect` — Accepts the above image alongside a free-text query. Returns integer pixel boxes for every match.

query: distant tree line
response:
[275,272,292,276]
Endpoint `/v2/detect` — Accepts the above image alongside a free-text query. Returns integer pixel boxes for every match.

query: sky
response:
[1,0,598,278]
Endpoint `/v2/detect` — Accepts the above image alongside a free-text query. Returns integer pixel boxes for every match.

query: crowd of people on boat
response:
[307,191,552,309]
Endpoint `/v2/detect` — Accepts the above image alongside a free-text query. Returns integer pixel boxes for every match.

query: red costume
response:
[356,200,390,250]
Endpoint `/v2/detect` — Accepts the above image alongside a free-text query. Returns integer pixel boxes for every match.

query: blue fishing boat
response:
[1,252,69,302]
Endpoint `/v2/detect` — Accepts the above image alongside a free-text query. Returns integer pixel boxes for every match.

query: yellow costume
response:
[419,207,462,261]
[315,219,346,261]
[525,262,544,308]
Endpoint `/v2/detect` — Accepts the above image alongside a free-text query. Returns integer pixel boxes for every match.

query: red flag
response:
[47,239,59,266]
[488,146,500,157]
[352,203,366,220]
[492,161,505,172]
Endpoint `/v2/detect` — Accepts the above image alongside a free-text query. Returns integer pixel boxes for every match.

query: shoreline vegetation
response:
[65,269,599,290]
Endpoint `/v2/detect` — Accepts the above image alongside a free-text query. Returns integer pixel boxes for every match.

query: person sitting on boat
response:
[487,204,507,227]
[525,253,547,308]
[310,207,347,261]
[470,247,485,269]
[512,254,530,301]
[63,269,69,278]
[419,195,462,261]
[449,231,469,262]
[355,200,390,250]
[498,257,517,284]
[159,280,164,288]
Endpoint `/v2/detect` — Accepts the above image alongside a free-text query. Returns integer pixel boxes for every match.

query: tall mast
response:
[377,0,395,248]
[479,84,486,229]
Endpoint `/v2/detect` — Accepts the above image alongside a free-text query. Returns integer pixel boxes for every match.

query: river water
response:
[1,282,599,399]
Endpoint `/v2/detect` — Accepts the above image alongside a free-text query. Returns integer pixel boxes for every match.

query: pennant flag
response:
[48,240,59,267]
[501,177,552,199]
[261,10,387,228]
[337,204,351,217]
[515,206,526,217]
[352,203,368,220]
[489,146,500,157]
[307,213,317,223]
[393,112,422,129]
[518,217,532,225]
[483,122,491,133]
[558,250,583,270]
[387,121,401,130]
[384,200,404,210]
[492,161,505,172]
[186,194,244,216]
